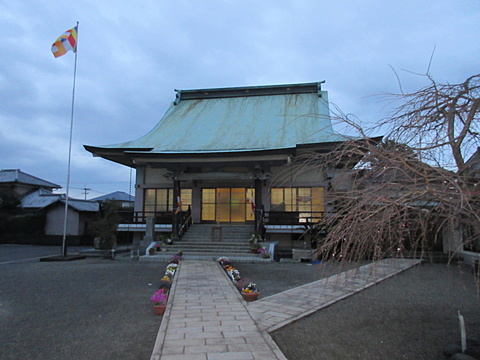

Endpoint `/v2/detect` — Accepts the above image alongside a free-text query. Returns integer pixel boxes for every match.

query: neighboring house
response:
[0,169,99,244]
[21,189,99,239]
[85,82,377,252]
[91,191,135,208]
[464,147,480,179]
[0,169,60,196]
[349,150,480,262]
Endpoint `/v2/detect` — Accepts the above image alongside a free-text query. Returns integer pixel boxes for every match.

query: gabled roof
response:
[91,191,135,202]
[84,82,353,165]
[465,147,480,176]
[21,189,99,212]
[0,169,60,190]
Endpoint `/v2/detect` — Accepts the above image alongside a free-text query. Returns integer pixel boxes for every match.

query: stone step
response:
[160,243,251,254]
[147,224,261,261]
[168,244,250,249]
[182,224,253,243]
[171,241,250,247]
[165,247,251,253]
[162,249,252,255]
[181,237,250,243]
[183,232,250,237]
[170,239,250,244]
[140,253,270,263]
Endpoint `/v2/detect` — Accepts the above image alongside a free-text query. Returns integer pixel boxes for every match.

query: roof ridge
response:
[0,169,60,188]
[174,81,326,102]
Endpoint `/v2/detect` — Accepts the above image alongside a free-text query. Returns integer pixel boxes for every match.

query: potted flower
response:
[241,282,259,301]
[227,267,241,282]
[248,232,262,245]
[250,243,261,254]
[170,251,183,263]
[217,256,229,264]
[235,278,250,291]
[258,248,271,259]
[218,257,231,269]
[158,276,172,292]
[165,265,176,277]
[150,289,168,315]
[166,263,178,272]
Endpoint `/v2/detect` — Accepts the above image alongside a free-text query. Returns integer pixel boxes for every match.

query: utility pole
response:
[81,186,91,200]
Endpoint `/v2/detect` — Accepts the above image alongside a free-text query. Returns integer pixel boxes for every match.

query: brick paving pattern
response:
[150,260,286,360]
[150,258,421,359]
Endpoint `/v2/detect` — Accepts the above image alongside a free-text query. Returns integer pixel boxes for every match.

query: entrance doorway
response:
[201,188,255,223]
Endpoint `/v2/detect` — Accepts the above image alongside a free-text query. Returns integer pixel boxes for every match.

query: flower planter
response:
[241,292,259,301]
[154,304,166,315]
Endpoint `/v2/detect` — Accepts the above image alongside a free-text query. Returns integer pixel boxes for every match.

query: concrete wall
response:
[45,204,80,236]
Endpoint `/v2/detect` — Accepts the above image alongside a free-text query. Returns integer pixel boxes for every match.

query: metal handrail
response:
[255,205,266,238]
[178,206,193,239]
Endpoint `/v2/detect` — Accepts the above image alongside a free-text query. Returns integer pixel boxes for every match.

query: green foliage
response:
[0,212,46,234]
[90,200,121,250]
[0,188,21,215]
[0,188,45,235]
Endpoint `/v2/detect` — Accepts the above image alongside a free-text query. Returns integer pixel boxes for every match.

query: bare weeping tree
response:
[292,74,480,263]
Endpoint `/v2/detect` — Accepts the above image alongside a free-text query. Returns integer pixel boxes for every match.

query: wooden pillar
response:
[172,178,180,238]
[254,178,262,231]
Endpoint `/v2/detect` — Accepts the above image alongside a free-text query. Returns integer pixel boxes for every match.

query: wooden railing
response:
[117,211,173,224]
[117,206,193,239]
[118,209,321,228]
[263,211,324,225]
[178,206,193,238]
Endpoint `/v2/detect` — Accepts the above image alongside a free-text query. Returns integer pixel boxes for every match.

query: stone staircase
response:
[182,224,253,242]
[140,224,270,263]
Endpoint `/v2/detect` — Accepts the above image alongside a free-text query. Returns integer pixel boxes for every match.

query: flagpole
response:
[61,21,79,257]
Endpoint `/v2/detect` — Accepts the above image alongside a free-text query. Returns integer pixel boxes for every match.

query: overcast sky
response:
[1,1,479,199]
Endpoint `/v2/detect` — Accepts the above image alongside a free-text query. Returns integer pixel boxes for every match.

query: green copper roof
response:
[87,82,350,154]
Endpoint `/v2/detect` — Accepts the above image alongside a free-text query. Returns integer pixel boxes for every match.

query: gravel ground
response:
[0,254,168,360]
[233,260,369,298]
[2,246,479,360]
[235,261,480,360]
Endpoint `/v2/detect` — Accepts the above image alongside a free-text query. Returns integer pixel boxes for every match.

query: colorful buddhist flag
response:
[51,26,78,58]
[175,196,182,214]
[248,197,255,214]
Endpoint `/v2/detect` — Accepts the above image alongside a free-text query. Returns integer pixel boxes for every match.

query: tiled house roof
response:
[0,169,60,190]
[22,189,99,212]
[91,191,134,202]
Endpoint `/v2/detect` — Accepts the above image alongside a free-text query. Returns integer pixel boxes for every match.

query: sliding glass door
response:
[201,188,255,223]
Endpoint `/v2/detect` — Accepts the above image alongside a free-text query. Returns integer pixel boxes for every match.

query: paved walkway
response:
[150,258,422,360]
[247,258,422,332]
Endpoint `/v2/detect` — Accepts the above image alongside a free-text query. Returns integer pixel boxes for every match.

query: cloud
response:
[1,0,479,198]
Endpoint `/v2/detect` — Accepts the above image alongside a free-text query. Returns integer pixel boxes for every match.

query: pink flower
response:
[150,290,167,305]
